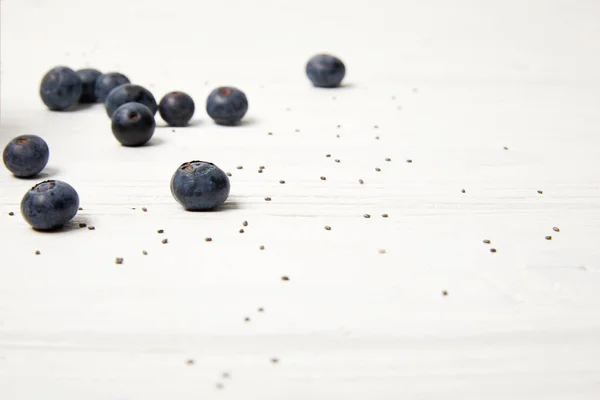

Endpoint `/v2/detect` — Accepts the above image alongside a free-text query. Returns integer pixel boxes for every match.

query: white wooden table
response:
[1,0,600,398]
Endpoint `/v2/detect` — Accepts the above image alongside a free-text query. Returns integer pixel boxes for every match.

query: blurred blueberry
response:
[306,54,346,88]
[159,91,195,126]
[76,68,102,103]
[206,87,248,125]
[39,66,82,110]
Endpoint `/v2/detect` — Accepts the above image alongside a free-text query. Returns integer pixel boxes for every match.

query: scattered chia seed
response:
[242,221,248,227]
[8,212,14,216]
[115,258,124,265]
[374,125,379,129]
[442,290,448,296]
[244,317,250,322]
[461,189,466,193]
[239,229,245,233]
[265,197,272,201]
[553,227,560,232]
[271,358,279,364]
[326,154,331,158]
[320,176,326,181]
[295,129,300,132]
[503,146,509,150]
[375,136,380,140]
[186,359,195,366]
[385,158,391,161]
[78,207,83,211]
[382,213,389,218]
[259,245,265,250]
[379,249,387,254]
[162,239,168,244]
[537,190,543,194]
[142,250,148,255]
[279,180,286,184]
[364,214,371,219]
[358,179,364,184]
[222,372,230,379]
[375,167,381,172]
[335,159,340,163]
[258,169,263,173]
[226,172,232,177]
[406,159,413,163]
[336,134,340,138]
[324,225,331,231]
[216,383,224,390]
[490,248,497,253]
[142,207,148,212]
[205,237,213,242]
[88,226,95,230]
[35,250,40,255]
[545,236,552,240]
[268,132,273,135]
[157,229,164,234]
[258,308,264,312]
[259,166,265,170]
[236,166,243,170]
[79,223,87,228]
[483,239,491,244]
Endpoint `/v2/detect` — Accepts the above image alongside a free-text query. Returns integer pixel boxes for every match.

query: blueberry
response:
[105,84,157,118]
[171,161,230,211]
[39,66,83,111]
[94,72,130,102]
[159,91,195,127]
[206,87,248,125]
[21,180,79,231]
[76,68,102,103]
[306,54,346,88]
[111,102,156,147]
[3,135,50,178]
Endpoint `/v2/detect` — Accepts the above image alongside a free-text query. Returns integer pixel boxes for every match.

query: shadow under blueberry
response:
[214,117,257,127]
[61,103,95,112]
[31,216,92,233]
[180,200,242,212]
[16,166,61,181]
[156,119,202,129]
[313,82,355,90]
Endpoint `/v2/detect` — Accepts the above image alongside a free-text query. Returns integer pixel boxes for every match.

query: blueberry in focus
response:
[3,135,50,178]
[39,66,83,111]
[94,72,130,102]
[206,87,248,125]
[159,91,195,126]
[171,161,230,211]
[111,102,156,147]
[21,180,79,230]
[105,84,157,117]
[306,54,346,88]
[76,68,102,103]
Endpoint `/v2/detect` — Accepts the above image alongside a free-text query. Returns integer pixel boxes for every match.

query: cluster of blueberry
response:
[2,54,346,231]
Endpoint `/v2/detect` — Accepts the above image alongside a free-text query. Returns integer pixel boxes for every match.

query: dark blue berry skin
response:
[171,161,230,211]
[105,84,157,118]
[76,68,102,103]
[159,91,195,127]
[21,180,79,231]
[94,72,130,102]
[39,66,83,111]
[306,54,346,88]
[3,135,50,178]
[206,87,248,125]
[111,102,156,147]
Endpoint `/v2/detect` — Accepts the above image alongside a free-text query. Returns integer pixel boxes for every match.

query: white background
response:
[1,0,600,398]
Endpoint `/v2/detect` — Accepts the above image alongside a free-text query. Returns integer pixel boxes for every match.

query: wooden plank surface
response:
[1,0,600,398]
